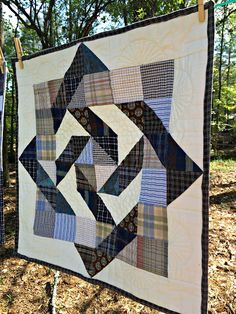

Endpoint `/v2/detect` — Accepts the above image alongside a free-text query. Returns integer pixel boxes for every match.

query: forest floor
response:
[0,159,235,314]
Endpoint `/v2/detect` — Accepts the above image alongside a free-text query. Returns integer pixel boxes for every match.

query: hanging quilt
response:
[15,3,214,313]
[0,63,6,245]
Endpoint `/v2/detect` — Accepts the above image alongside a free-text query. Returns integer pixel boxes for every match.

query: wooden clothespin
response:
[0,48,5,74]
[14,37,24,69]
[198,0,205,22]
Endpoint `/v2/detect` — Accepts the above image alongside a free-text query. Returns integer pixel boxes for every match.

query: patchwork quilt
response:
[15,3,214,313]
[0,63,6,245]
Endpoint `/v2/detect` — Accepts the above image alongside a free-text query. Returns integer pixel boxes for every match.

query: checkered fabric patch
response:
[36,135,56,160]
[137,203,168,240]
[84,71,113,106]
[141,60,174,99]
[137,236,168,277]
[110,66,144,104]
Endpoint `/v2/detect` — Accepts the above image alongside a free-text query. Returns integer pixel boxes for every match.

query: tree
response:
[2,0,116,48]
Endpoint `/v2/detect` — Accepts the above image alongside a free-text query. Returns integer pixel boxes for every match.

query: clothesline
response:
[215,0,236,8]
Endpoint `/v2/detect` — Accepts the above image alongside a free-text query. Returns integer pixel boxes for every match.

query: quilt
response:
[0,63,6,245]
[15,3,214,313]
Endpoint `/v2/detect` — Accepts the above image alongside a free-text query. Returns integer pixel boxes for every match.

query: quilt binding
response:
[0,64,7,245]
[13,2,214,313]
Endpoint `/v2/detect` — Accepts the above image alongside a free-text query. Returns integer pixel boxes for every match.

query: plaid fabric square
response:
[110,66,144,104]
[21,159,38,182]
[119,167,140,192]
[34,79,63,110]
[84,71,113,106]
[97,197,114,224]
[75,217,96,248]
[139,168,167,207]
[167,169,201,205]
[137,236,168,277]
[96,222,114,245]
[36,135,56,160]
[34,82,51,110]
[145,98,172,131]
[54,213,76,242]
[34,209,55,238]
[137,203,168,240]
[141,60,174,99]
[48,79,65,107]
[36,108,55,135]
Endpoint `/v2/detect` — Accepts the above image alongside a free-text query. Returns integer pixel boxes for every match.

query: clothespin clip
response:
[0,48,5,74]
[14,37,24,69]
[198,0,205,22]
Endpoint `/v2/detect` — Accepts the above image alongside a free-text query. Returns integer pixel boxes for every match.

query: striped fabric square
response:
[116,238,138,266]
[141,60,174,99]
[75,217,96,248]
[36,135,56,160]
[145,98,172,131]
[137,203,168,240]
[34,209,56,238]
[54,213,76,242]
[84,71,113,106]
[76,138,93,164]
[110,66,143,104]
[93,137,117,165]
[139,168,167,207]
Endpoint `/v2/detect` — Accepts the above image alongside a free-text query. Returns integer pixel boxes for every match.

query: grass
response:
[210,158,236,172]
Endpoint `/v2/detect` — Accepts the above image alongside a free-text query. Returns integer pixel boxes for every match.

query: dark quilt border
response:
[0,66,7,246]
[13,2,214,313]
[201,3,214,314]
